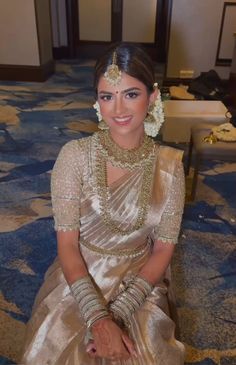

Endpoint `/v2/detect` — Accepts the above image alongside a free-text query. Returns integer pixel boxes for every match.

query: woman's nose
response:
[113,95,126,115]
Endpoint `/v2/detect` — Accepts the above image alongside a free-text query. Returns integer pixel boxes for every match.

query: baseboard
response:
[53,47,70,60]
[0,60,55,82]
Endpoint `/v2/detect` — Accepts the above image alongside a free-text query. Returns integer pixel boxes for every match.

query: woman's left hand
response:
[86,333,136,358]
[86,317,137,360]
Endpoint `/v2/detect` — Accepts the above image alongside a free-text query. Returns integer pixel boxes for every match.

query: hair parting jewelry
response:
[104,51,122,86]
[70,276,110,328]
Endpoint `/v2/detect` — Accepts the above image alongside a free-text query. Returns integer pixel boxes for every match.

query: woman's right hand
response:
[88,317,137,361]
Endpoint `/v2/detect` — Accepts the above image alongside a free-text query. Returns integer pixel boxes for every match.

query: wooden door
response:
[66,0,172,62]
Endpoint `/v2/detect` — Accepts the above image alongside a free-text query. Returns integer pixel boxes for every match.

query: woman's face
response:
[97,72,157,139]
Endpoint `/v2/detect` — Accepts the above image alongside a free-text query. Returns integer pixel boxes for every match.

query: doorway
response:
[66,0,172,62]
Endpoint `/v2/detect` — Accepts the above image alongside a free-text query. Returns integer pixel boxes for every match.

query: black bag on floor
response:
[188,69,226,100]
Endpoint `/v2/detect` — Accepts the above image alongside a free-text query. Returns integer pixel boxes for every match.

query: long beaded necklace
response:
[94,131,156,235]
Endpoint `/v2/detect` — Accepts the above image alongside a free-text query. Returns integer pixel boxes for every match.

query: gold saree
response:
[21,134,185,365]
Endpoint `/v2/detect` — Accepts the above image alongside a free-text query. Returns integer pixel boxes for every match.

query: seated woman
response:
[21,42,185,365]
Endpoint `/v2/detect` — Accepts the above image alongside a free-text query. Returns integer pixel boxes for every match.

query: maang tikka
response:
[104,51,122,86]
[93,51,122,130]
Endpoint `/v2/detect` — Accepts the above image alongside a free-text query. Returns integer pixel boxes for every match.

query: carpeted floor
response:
[0,60,235,365]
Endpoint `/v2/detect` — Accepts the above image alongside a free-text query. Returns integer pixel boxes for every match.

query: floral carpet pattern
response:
[0,61,235,365]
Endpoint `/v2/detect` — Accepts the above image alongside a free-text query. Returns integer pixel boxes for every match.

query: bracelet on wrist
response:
[70,275,109,328]
[109,275,154,326]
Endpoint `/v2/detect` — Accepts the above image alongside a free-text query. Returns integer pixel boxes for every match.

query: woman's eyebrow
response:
[122,87,141,93]
[98,90,113,94]
[98,87,141,95]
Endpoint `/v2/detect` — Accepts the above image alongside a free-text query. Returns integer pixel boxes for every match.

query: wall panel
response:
[122,0,157,43]
[79,0,112,41]
[0,0,40,66]
[167,0,236,79]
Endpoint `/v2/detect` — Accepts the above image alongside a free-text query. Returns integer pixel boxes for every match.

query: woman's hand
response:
[87,317,137,361]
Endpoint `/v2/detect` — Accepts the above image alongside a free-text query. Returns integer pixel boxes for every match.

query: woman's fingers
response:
[121,333,138,358]
[91,317,132,360]
[87,350,97,358]
[86,341,97,357]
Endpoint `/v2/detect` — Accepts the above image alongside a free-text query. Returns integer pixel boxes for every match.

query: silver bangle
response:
[70,275,109,328]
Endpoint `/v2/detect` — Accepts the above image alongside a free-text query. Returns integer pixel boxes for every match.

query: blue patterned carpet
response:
[0,61,235,365]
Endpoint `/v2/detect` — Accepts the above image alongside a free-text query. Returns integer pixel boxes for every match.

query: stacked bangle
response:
[70,276,109,328]
[109,276,154,327]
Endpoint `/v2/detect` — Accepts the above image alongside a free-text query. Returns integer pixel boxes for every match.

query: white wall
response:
[0,0,40,66]
[167,0,236,79]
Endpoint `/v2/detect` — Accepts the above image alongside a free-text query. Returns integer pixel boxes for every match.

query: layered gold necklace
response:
[98,130,155,170]
[94,131,156,235]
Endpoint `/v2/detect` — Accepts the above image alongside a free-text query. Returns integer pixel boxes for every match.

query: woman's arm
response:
[139,159,185,285]
[138,240,175,285]
[57,230,87,285]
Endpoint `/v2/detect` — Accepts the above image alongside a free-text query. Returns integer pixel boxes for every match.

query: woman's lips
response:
[113,116,132,126]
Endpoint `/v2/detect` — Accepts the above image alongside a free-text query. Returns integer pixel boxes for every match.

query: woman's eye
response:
[100,95,112,101]
[126,92,139,99]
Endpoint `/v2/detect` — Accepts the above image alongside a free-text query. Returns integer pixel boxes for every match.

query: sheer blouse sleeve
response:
[153,160,185,244]
[51,140,83,232]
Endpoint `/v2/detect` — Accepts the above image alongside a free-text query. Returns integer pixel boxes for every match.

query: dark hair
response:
[94,42,155,94]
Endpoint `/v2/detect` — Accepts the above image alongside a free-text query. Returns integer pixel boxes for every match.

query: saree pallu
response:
[21,135,185,365]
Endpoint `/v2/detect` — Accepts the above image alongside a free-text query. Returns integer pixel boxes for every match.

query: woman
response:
[22,43,185,364]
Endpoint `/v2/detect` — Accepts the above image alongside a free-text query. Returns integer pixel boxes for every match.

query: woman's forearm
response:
[57,230,88,285]
[138,240,175,285]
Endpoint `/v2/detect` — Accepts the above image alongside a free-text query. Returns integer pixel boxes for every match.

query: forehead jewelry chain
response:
[104,51,122,86]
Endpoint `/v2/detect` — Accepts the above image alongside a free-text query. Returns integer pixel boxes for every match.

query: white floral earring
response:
[144,83,164,137]
[93,101,109,130]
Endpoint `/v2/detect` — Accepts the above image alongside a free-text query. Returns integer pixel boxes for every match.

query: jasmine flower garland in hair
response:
[93,101,102,122]
[144,83,165,137]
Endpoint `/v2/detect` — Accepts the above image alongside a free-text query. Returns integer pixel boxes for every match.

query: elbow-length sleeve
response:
[153,160,185,244]
[51,140,83,232]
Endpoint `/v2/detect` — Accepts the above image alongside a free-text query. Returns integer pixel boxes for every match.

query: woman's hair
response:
[94,42,155,93]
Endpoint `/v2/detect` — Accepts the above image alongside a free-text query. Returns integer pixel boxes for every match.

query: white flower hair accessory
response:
[144,82,165,137]
[93,101,102,121]
[93,101,109,130]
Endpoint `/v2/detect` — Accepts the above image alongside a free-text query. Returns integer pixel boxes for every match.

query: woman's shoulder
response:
[157,144,184,162]
[154,144,184,175]
[55,135,94,169]
[62,134,93,152]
